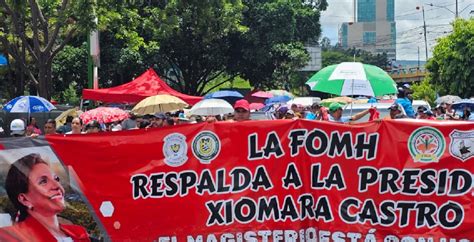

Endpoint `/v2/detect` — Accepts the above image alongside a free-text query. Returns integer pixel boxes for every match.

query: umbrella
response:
[204,90,243,99]
[3,95,56,113]
[204,90,243,105]
[265,95,292,105]
[320,97,354,107]
[0,54,7,66]
[132,94,188,115]
[287,97,321,107]
[80,107,129,124]
[435,95,461,105]
[251,91,273,99]
[268,90,294,98]
[451,99,474,110]
[249,103,265,110]
[189,98,234,116]
[306,62,397,97]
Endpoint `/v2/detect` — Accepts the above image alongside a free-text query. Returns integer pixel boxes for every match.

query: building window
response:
[357,0,376,22]
[341,24,348,47]
[387,0,394,21]
[391,22,396,48]
[363,32,376,45]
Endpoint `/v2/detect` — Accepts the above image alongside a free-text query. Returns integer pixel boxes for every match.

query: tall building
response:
[339,0,396,60]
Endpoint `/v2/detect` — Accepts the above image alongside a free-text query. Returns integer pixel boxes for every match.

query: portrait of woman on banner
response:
[0,153,90,241]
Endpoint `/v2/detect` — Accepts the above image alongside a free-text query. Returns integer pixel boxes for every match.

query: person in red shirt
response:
[0,154,90,241]
[27,117,42,135]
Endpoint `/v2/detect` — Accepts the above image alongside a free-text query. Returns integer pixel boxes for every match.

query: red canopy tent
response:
[82,68,202,105]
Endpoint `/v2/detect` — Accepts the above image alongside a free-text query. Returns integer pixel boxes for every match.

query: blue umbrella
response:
[204,90,243,99]
[0,54,7,66]
[3,96,56,113]
[452,99,474,110]
[204,90,243,105]
[265,95,292,105]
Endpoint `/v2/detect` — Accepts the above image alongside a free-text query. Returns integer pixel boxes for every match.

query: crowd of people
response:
[3,86,472,138]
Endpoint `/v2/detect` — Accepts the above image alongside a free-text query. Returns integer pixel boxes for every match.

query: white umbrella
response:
[435,95,461,105]
[287,97,321,107]
[189,99,234,116]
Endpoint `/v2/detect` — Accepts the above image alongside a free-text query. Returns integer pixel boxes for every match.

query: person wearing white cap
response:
[10,119,25,137]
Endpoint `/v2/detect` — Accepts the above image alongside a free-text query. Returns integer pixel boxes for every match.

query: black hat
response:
[388,103,401,111]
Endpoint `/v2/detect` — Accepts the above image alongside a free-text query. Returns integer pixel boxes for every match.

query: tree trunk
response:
[37,56,52,100]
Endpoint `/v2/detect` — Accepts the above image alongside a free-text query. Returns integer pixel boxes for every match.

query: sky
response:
[320,0,473,60]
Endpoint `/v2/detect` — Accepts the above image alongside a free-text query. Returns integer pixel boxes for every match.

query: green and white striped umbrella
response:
[305,62,397,97]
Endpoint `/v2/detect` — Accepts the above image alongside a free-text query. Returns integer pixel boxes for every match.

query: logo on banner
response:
[449,130,473,162]
[408,127,445,163]
[163,133,188,167]
[192,131,221,164]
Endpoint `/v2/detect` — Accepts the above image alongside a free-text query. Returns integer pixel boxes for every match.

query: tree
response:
[153,0,246,95]
[52,44,88,96]
[321,47,390,69]
[320,37,331,51]
[0,0,95,99]
[426,18,474,98]
[229,0,327,90]
[411,79,436,106]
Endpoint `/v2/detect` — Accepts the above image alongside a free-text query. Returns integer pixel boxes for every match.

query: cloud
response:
[320,0,471,60]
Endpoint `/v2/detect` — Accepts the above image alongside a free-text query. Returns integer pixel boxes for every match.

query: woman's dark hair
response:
[85,120,101,131]
[165,117,175,126]
[5,153,47,222]
[28,117,38,127]
[139,120,150,129]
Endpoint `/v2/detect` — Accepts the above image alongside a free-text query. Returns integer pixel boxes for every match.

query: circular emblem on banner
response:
[192,131,221,164]
[408,127,445,163]
[163,133,188,167]
[449,130,474,162]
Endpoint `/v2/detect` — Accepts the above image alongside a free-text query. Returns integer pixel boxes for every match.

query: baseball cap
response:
[10,119,25,135]
[388,103,401,111]
[234,99,250,111]
[403,83,411,89]
[328,102,344,113]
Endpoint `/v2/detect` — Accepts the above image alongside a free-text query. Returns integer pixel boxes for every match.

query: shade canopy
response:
[82,68,202,105]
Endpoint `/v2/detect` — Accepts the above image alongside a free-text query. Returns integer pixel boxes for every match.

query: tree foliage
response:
[1,0,329,99]
[0,0,95,99]
[230,0,326,90]
[426,18,474,98]
[411,79,437,106]
[321,46,390,69]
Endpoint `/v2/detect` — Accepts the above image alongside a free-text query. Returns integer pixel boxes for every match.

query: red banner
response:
[37,120,474,240]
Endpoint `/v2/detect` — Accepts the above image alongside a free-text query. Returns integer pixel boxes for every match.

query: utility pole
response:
[417,6,429,61]
[455,0,458,18]
[417,46,420,69]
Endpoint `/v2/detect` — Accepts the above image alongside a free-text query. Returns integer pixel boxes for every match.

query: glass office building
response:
[340,0,396,60]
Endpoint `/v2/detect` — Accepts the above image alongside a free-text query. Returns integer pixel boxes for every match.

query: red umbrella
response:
[251,91,273,98]
[249,103,265,110]
[80,107,129,124]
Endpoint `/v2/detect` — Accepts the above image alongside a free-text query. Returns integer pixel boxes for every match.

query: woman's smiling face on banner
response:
[21,163,66,216]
